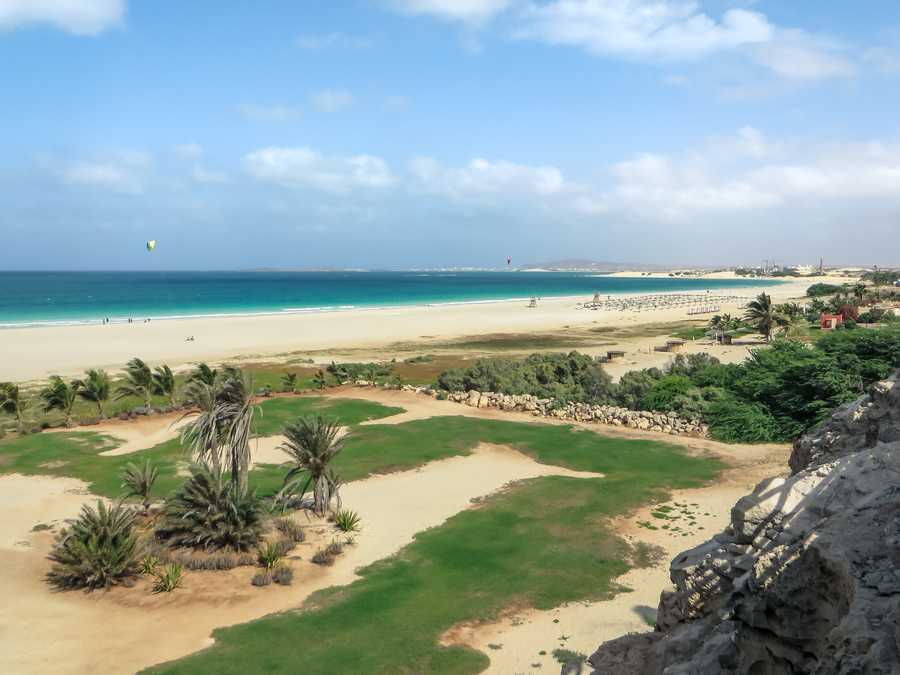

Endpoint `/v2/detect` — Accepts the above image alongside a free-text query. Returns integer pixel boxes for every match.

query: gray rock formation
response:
[586,370,900,674]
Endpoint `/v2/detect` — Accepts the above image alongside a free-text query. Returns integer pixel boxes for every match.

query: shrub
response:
[154,564,185,593]
[551,649,587,665]
[143,539,173,564]
[273,538,297,557]
[326,540,344,555]
[251,572,272,587]
[46,500,143,590]
[156,462,268,553]
[333,509,362,532]
[642,375,694,412]
[274,517,306,542]
[273,565,294,586]
[311,548,335,566]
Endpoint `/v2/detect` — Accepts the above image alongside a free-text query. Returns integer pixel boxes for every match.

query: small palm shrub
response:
[46,500,143,590]
[156,462,268,553]
[154,564,185,593]
[121,458,159,515]
[273,565,293,586]
[333,509,361,532]
[257,541,283,571]
[251,572,272,587]
[552,649,587,665]
[274,517,306,542]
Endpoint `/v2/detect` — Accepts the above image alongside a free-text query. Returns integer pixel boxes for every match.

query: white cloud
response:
[385,0,519,24]
[244,147,396,193]
[742,42,856,80]
[410,156,570,198]
[50,149,152,194]
[296,31,374,50]
[309,89,356,113]
[192,166,230,184]
[239,104,302,124]
[0,0,124,35]
[173,143,204,161]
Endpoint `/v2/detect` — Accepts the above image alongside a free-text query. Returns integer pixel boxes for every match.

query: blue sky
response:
[2,0,899,270]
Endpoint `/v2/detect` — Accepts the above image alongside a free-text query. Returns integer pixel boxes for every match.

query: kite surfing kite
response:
[146,241,156,252]
[507,258,512,265]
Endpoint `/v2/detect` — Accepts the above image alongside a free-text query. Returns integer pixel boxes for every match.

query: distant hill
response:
[520,259,684,272]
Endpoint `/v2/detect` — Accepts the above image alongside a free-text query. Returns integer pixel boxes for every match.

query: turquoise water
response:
[0,270,778,328]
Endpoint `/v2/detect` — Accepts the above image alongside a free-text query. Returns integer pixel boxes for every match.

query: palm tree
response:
[742,293,783,341]
[176,381,227,476]
[116,358,154,414]
[0,382,29,434]
[152,364,179,408]
[47,500,143,590]
[77,369,111,420]
[312,369,328,390]
[186,362,218,387]
[281,371,299,392]
[156,461,266,553]
[326,361,347,386]
[121,458,159,515]
[220,369,259,490]
[40,375,80,428]
[278,414,346,517]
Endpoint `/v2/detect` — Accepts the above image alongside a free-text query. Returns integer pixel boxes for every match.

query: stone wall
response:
[402,385,708,438]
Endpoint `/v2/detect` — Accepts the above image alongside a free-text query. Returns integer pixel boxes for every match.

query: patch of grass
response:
[427,333,597,352]
[145,421,721,675]
[252,397,405,437]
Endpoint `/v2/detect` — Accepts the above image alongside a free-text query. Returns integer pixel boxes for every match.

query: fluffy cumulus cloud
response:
[0,0,125,35]
[244,147,396,193]
[192,166,230,184]
[172,143,204,161]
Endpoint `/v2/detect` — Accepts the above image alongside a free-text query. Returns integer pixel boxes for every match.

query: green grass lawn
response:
[0,397,405,500]
[144,418,721,674]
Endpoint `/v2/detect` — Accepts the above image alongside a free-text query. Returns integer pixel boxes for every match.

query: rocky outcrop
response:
[587,370,900,674]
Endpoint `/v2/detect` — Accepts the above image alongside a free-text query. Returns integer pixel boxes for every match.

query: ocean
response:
[0,270,779,329]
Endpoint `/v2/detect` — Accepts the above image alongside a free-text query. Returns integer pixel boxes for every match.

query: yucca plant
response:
[140,554,161,575]
[257,541,282,571]
[46,500,143,590]
[154,564,185,593]
[156,461,267,553]
[333,509,361,532]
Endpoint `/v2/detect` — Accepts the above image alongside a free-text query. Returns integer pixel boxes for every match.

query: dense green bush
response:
[806,283,849,297]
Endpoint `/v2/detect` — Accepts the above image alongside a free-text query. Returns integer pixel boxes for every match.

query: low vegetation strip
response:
[145,428,721,674]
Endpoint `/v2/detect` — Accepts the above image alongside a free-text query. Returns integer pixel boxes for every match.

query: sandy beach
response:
[0,273,840,383]
[0,271,838,673]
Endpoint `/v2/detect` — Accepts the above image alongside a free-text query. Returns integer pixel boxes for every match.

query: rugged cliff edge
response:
[585,370,900,674]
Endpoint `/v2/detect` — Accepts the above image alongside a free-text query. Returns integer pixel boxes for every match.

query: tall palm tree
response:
[326,361,347,386]
[743,293,783,341]
[77,368,111,420]
[220,369,259,490]
[0,382,28,434]
[281,371,299,392]
[121,458,159,515]
[312,369,328,390]
[278,414,346,517]
[40,375,80,428]
[176,380,227,476]
[115,358,154,414]
[186,362,219,387]
[152,364,179,408]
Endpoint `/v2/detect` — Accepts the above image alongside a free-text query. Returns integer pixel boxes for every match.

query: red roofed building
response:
[821,314,843,330]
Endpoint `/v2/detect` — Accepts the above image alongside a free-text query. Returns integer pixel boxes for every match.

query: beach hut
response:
[821,314,843,330]
[665,340,686,352]
[606,350,626,363]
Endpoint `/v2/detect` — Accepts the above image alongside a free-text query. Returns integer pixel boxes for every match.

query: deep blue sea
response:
[0,271,779,329]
